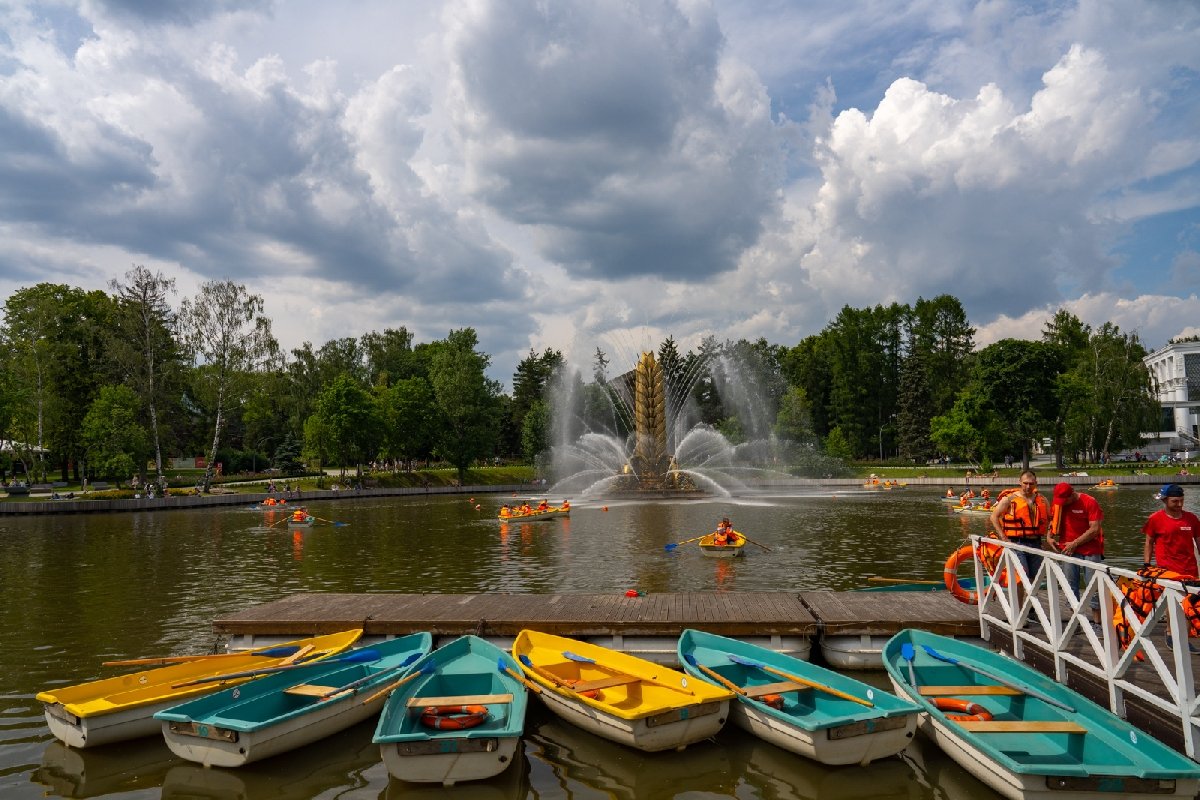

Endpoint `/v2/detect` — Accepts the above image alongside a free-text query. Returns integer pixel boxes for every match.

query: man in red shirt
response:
[1143,484,1200,578]
[1048,482,1104,621]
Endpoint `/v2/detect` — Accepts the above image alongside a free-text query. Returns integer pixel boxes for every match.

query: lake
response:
[0,483,1164,799]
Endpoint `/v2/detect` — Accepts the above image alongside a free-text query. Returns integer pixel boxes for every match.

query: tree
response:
[178,281,279,490]
[895,349,935,462]
[427,329,501,481]
[376,376,439,470]
[305,373,378,477]
[510,348,563,459]
[79,384,149,481]
[106,265,184,486]
[362,327,418,386]
[972,339,1063,468]
[521,399,550,463]
[774,386,813,443]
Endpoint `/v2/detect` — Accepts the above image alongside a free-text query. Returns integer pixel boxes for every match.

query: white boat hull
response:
[888,678,1199,800]
[728,697,915,766]
[380,736,520,786]
[160,692,388,767]
[536,687,728,753]
[43,701,169,749]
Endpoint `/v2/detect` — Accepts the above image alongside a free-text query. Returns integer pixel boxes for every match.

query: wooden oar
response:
[318,652,423,701]
[518,654,581,695]
[170,648,381,689]
[682,654,745,696]
[360,664,433,705]
[311,515,348,527]
[733,532,772,551]
[726,654,873,707]
[665,533,712,551]
[561,651,694,695]
[918,644,1074,712]
[867,576,942,585]
[268,516,292,527]
[102,644,303,667]
[498,657,542,694]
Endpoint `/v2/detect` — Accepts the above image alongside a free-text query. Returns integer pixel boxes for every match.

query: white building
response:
[1143,340,1200,455]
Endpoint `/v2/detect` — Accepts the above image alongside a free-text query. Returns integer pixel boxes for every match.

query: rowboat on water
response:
[698,532,746,558]
[155,633,432,767]
[497,507,570,523]
[882,629,1200,800]
[287,514,315,527]
[374,635,528,786]
[512,629,732,753]
[952,505,993,515]
[36,629,363,748]
[678,629,918,766]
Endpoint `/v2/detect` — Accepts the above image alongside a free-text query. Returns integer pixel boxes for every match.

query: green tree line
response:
[0,272,1158,487]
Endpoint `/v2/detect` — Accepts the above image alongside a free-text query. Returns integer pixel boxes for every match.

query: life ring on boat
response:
[931,698,993,721]
[419,704,488,730]
[944,540,1008,604]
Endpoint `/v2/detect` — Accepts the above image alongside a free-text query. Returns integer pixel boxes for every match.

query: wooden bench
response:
[744,680,808,699]
[406,693,513,708]
[571,675,641,692]
[957,720,1088,733]
[919,685,1022,696]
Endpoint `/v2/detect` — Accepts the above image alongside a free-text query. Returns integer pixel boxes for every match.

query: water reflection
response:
[34,739,175,798]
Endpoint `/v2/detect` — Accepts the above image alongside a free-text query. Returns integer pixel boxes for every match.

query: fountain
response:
[546,349,799,499]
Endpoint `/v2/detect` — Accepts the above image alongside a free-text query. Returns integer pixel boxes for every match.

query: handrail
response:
[970,534,1200,760]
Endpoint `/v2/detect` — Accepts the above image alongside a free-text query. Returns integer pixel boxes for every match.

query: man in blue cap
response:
[1142,484,1200,578]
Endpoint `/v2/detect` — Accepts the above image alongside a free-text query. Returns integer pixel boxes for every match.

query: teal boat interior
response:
[883,630,1200,780]
[155,633,432,732]
[678,629,918,731]
[374,635,526,743]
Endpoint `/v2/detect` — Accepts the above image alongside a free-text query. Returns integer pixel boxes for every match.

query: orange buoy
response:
[419,704,488,730]
[932,697,993,721]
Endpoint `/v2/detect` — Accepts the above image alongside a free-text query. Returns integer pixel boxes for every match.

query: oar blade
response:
[562,650,596,664]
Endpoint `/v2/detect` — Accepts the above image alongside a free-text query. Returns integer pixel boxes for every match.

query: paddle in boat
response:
[882,629,1200,800]
[154,633,432,767]
[512,629,732,753]
[36,629,363,748]
[678,629,918,766]
[698,531,747,558]
[373,635,529,786]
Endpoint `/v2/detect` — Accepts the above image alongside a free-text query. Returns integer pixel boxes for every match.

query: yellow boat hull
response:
[513,630,731,752]
[37,629,362,748]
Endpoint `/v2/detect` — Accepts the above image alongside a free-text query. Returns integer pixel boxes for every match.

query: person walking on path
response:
[1047,482,1104,622]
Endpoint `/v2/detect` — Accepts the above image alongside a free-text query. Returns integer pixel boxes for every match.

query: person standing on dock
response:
[1047,482,1104,622]
[990,470,1049,581]
[1142,484,1200,578]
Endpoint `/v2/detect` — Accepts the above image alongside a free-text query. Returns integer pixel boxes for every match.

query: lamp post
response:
[879,414,895,462]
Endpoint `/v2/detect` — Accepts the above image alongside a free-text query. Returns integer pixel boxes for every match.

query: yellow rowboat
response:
[497,507,570,523]
[952,505,993,515]
[512,629,732,753]
[36,629,363,748]
[698,532,746,558]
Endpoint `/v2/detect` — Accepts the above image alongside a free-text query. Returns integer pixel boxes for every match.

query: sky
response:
[1,0,1198,388]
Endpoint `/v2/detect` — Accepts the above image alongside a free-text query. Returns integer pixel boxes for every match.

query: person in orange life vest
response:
[561,500,570,511]
[536,499,550,511]
[519,502,532,515]
[945,488,954,498]
[292,507,308,523]
[714,517,740,546]
[990,470,1049,580]
[1047,482,1104,620]
[499,504,512,518]
[1143,484,1200,579]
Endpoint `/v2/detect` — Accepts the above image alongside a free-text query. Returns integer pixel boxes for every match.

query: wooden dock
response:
[212,590,978,640]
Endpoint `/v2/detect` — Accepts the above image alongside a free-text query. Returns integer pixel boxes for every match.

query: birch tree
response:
[179,281,278,490]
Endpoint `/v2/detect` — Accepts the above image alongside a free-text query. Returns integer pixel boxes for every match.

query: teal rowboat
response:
[373,635,528,786]
[155,633,432,767]
[678,629,919,766]
[882,629,1200,800]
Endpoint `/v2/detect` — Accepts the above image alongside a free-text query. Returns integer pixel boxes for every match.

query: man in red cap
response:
[1143,484,1200,578]
[1047,482,1104,622]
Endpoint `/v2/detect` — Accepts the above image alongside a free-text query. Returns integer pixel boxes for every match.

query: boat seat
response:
[406,693,513,708]
[571,675,641,692]
[918,685,1022,696]
[743,680,808,698]
[283,684,340,697]
[957,720,1088,733]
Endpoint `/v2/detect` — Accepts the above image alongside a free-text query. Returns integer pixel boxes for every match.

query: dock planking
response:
[211,591,979,640]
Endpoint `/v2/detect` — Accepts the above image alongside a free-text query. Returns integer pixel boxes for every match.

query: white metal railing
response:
[969,534,1200,759]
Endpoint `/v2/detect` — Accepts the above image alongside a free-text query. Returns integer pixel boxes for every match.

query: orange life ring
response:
[944,545,981,604]
[419,704,488,730]
[932,697,993,721]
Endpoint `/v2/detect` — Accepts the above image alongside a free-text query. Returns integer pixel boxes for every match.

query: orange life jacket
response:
[997,488,1048,538]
